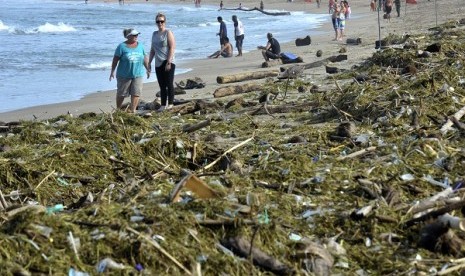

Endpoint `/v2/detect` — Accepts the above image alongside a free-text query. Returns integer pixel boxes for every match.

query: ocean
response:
[0,0,328,114]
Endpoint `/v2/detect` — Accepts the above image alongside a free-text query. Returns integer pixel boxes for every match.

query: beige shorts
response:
[116,77,143,97]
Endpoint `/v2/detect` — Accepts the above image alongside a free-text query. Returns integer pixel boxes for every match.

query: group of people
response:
[329,0,351,41]
[109,12,176,113]
[210,15,245,58]
[210,15,280,62]
[109,12,281,114]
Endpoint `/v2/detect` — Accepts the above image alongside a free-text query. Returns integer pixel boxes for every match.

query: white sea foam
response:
[0,20,9,31]
[85,61,112,70]
[33,22,77,34]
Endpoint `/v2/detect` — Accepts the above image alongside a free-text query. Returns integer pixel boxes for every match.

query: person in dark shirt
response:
[216,16,227,46]
[258,33,281,61]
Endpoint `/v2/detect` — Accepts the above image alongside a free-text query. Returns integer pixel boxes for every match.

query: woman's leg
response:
[166,63,176,105]
[155,65,167,106]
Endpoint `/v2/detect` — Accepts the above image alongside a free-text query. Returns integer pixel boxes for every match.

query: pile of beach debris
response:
[0,19,465,275]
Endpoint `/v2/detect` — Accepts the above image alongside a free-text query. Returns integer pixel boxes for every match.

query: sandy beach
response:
[1,0,463,122]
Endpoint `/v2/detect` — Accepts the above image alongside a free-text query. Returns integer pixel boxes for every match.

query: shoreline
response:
[1,0,463,122]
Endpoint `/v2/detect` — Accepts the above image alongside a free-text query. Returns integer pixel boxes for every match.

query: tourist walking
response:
[109,28,150,113]
[149,13,176,111]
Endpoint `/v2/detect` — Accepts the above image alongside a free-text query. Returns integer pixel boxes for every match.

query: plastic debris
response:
[96,257,125,273]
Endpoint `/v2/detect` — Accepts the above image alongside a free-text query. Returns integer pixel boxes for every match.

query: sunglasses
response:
[156,20,165,24]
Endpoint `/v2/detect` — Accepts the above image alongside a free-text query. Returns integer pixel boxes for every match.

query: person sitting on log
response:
[208,37,233,58]
[257,33,281,62]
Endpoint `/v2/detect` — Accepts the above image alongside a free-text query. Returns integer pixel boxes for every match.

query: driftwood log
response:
[221,236,294,275]
[327,54,347,62]
[222,7,290,16]
[217,70,279,84]
[182,119,211,133]
[213,83,261,98]
[247,101,318,115]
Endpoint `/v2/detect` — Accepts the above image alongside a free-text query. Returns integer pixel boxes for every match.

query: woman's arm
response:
[109,56,119,81]
[144,55,150,79]
[166,30,176,70]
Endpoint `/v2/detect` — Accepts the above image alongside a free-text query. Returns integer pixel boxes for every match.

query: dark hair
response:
[218,16,222,21]
[232,15,237,21]
[224,36,229,42]
[267,33,273,39]
[123,28,132,38]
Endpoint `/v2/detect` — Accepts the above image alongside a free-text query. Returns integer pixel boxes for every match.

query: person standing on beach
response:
[149,13,176,112]
[258,33,281,62]
[330,0,338,40]
[384,0,393,21]
[217,16,227,47]
[394,0,400,17]
[232,15,244,57]
[109,28,150,113]
[337,3,346,40]
[219,0,224,10]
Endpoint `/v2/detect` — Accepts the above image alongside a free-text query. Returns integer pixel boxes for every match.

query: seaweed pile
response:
[1,19,465,275]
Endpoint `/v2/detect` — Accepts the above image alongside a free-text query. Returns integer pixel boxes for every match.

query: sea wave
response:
[84,61,112,70]
[32,22,77,34]
[0,20,9,31]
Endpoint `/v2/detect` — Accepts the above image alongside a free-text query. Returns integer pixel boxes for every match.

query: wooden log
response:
[327,54,348,63]
[405,200,465,227]
[441,105,465,134]
[302,60,326,70]
[169,101,197,114]
[182,119,211,133]
[326,65,340,74]
[221,236,294,275]
[247,101,318,115]
[213,83,261,98]
[222,7,290,16]
[336,146,377,161]
[217,70,279,84]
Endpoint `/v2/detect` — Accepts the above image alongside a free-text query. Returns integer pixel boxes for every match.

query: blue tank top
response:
[114,42,146,78]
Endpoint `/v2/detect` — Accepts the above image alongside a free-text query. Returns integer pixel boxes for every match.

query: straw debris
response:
[1,19,465,275]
